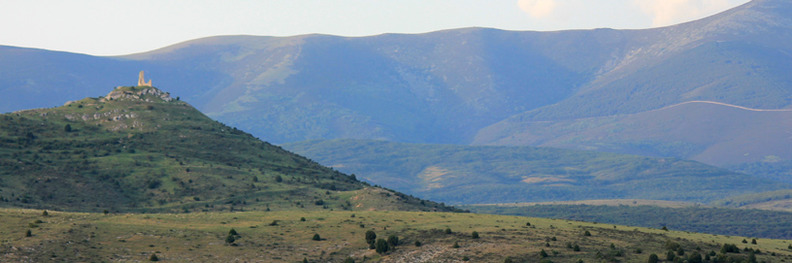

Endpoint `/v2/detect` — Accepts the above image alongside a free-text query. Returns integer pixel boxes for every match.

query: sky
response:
[1,0,750,56]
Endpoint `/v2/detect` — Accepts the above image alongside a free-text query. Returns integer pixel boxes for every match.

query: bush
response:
[312,233,321,241]
[387,235,399,247]
[25,229,32,237]
[583,230,591,236]
[539,249,548,258]
[445,228,453,234]
[149,253,159,261]
[415,240,422,247]
[452,241,460,248]
[375,238,389,254]
[471,231,479,239]
[365,230,377,247]
[648,253,659,263]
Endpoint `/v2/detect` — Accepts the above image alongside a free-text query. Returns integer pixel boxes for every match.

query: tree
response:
[414,240,422,247]
[573,244,581,251]
[387,235,399,247]
[452,241,460,248]
[471,231,479,239]
[312,233,321,241]
[539,249,548,258]
[365,230,377,248]
[42,210,49,216]
[648,254,659,263]
[225,234,235,244]
[751,239,757,244]
[275,175,283,182]
[688,252,702,263]
[375,238,389,254]
[229,228,238,236]
[666,250,675,261]
[445,228,453,234]
[149,253,159,261]
[25,229,32,237]
[64,124,72,132]
[583,230,591,236]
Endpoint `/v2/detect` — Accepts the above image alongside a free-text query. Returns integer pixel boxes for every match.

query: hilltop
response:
[0,85,454,213]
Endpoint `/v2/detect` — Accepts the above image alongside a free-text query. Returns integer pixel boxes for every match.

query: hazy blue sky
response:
[1,0,750,56]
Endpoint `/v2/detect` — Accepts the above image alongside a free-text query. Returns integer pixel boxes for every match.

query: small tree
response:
[471,231,479,239]
[583,230,591,236]
[414,240,422,247]
[149,253,159,261]
[42,210,49,216]
[229,228,238,236]
[312,233,321,241]
[573,244,580,251]
[387,235,399,247]
[445,228,453,234]
[751,239,757,244]
[452,241,460,248]
[539,249,548,258]
[225,234,235,244]
[375,238,389,254]
[648,253,659,263]
[25,229,32,237]
[365,230,377,248]
[64,124,72,132]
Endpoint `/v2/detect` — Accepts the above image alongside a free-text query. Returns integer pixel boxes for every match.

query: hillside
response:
[2,0,792,167]
[2,208,790,262]
[283,139,789,204]
[474,101,792,166]
[0,85,454,213]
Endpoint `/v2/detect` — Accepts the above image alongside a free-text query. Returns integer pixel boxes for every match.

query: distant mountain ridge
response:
[1,0,791,166]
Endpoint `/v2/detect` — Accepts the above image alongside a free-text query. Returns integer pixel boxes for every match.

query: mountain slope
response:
[283,139,790,204]
[1,0,791,166]
[0,85,454,213]
[475,101,792,166]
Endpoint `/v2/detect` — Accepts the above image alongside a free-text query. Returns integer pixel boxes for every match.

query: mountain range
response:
[1,0,790,169]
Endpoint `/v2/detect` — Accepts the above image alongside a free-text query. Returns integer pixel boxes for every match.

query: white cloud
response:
[518,0,557,18]
[635,0,734,27]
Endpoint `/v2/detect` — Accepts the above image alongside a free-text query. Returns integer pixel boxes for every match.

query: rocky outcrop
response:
[104,86,173,102]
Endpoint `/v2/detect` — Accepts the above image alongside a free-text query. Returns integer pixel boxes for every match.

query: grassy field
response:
[2,208,791,262]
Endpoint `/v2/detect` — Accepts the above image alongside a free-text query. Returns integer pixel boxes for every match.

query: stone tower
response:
[137,71,152,87]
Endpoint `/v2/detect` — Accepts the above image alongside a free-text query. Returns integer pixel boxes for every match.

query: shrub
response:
[471,231,479,239]
[365,230,377,247]
[583,230,591,236]
[229,228,238,236]
[225,235,235,244]
[452,241,460,248]
[539,249,548,258]
[25,229,32,237]
[312,233,321,241]
[387,235,399,247]
[149,253,159,261]
[648,253,659,263]
[445,228,453,234]
[42,210,49,216]
[375,238,389,254]
[415,240,422,247]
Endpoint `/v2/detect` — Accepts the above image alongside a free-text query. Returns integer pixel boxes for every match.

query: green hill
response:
[0,86,454,213]
[283,139,790,204]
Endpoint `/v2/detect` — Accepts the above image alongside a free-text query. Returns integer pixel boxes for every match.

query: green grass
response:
[1,208,790,262]
[0,86,453,213]
[283,139,789,204]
